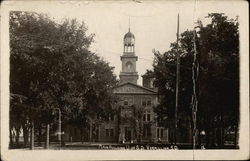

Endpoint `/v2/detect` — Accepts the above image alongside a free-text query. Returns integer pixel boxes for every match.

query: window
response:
[142,98,152,106]
[124,97,133,106]
[143,124,151,137]
[143,110,151,122]
[142,100,146,106]
[147,99,151,106]
[105,129,114,137]
[124,98,128,105]
[143,114,146,121]
[110,129,114,137]
[128,97,133,105]
[147,111,151,121]
[150,78,154,88]
[125,61,133,72]
[148,128,152,137]
[106,129,109,137]
[123,109,132,118]
[157,127,164,138]
[161,128,164,137]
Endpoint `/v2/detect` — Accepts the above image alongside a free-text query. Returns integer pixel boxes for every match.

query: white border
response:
[1,0,249,160]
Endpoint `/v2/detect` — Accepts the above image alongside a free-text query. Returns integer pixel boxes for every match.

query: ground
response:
[9,141,237,150]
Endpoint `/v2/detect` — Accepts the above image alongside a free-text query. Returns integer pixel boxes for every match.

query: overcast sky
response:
[8,0,242,85]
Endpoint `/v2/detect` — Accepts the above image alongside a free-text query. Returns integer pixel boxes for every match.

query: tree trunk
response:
[45,124,50,149]
[117,108,121,143]
[205,129,210,148]
[219,114,224,148]
[188,118,192,143]
[135,120,139,142]
[221,126,225,148]
[89,122,92,142]
[170,126,174,145]
[38,123,42,146]
[15,127,20,146]
[169,128,172,144]
[212,128,216,148]
[80,128,83,143]
[138,120,142,143]
[23,125,29,147]
[198,131,201,147]
[117,127,121,143]
[30,122,34,150]
[9,127,14,148]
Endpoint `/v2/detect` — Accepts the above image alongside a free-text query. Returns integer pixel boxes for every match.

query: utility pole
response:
[175,13,180,146]
[56,108,62,147]
[46,124,50,149]
[30,121,34,150]
[192,27,199,150]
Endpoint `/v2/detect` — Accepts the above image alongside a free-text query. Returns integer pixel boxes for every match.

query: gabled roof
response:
[113,82,157,95]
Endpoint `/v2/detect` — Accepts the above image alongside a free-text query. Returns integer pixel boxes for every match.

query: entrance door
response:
[125,127,131,142]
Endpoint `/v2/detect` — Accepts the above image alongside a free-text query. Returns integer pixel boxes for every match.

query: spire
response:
[124,16,135,39]
[129,16,130,32]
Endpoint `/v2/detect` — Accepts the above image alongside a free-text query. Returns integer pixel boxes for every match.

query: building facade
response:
[98,28,169,143]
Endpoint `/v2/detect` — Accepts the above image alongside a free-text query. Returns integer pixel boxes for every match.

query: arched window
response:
[125,61,133,72]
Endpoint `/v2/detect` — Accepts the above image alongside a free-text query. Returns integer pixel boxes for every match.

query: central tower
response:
[119,26,139,84]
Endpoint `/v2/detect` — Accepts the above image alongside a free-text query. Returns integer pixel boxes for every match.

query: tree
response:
[152,30,195,144]
[132,105,144,143]
[152,13,239,148]
[196,13,239,148]
[9,11,117,148]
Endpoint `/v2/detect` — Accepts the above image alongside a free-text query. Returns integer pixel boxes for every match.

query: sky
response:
[7,0,242,85]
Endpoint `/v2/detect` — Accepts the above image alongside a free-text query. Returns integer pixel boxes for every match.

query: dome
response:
[124,31,135,39]
[124,29,135,46]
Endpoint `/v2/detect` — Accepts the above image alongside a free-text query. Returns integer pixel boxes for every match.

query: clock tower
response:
[119,27,139,84]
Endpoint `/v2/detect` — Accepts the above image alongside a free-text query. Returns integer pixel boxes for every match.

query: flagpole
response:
[192,27,199,150]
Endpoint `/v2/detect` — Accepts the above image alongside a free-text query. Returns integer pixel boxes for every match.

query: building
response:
[63,27,169,144]
[98,27,169,143]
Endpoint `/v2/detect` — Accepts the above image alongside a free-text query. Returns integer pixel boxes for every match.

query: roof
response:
[142,71,155,78]
[124,31,135,39]
[113,82,158,94]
